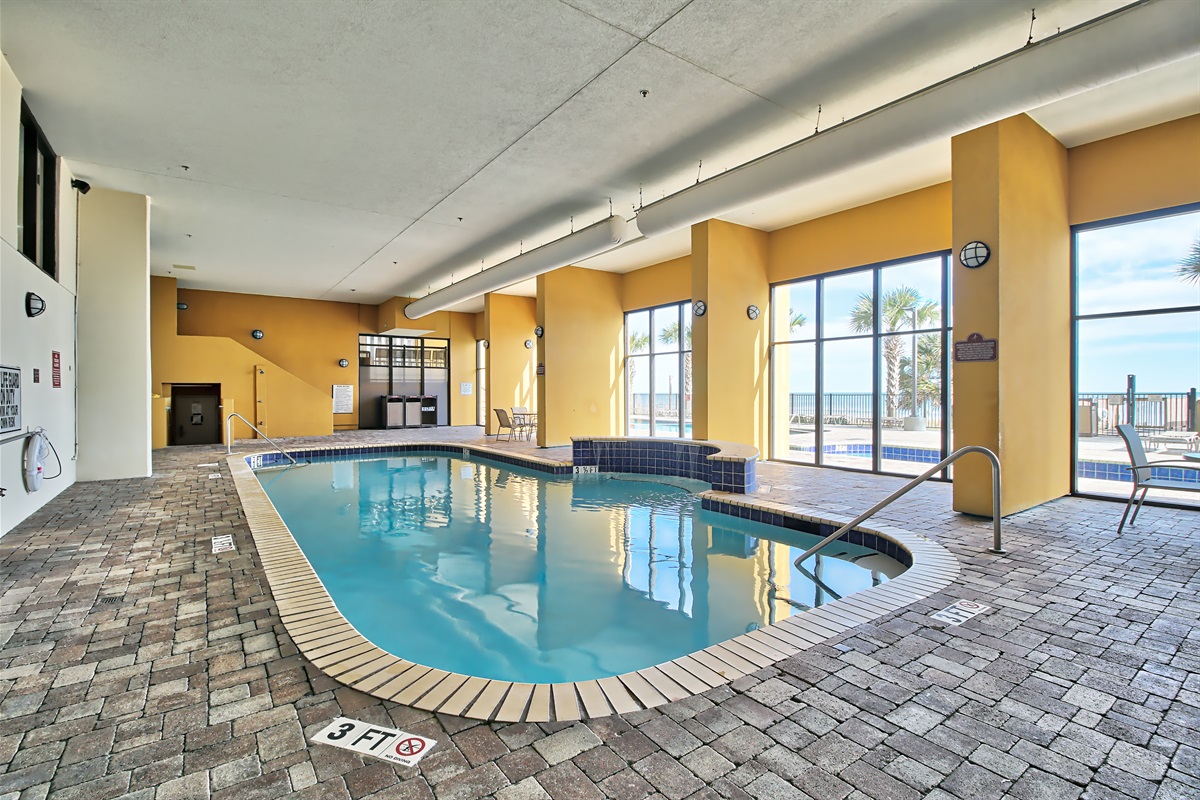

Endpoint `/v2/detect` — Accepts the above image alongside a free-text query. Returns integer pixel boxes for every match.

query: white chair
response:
[1116,424,1200,533]
[511,407,536,440]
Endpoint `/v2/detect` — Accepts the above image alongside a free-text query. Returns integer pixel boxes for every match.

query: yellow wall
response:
[1069,114,1200,225]
[692,219,770,451]
[622,256,692,311]
[151,277,334,443]
[768,183,952,283]
[537,267,624,446]
[176,289,365,429]
[482,293,537,435]
[952,114,1071,516]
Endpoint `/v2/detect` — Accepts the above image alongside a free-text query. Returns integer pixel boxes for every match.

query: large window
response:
[17,100,58,279]
[358,335,451,428]
[771,253,951,476]
[625,302,692,438]
[1073,206,1200,507]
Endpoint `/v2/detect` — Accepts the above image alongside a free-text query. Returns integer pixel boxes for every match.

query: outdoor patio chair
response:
[511,407,536,440]
[494,408,520,442]
[1116,424,1200,533]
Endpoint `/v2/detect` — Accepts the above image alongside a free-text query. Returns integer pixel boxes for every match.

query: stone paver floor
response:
[1,426,1197,800]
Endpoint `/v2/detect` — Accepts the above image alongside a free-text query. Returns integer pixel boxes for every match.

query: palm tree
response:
[1178,238,1200,284]
[627,331,650,417]
[658,322,692,412]
[789,309,807,332]
[849,286,939,417]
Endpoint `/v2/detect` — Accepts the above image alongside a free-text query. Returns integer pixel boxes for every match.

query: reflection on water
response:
[260,453,903,683]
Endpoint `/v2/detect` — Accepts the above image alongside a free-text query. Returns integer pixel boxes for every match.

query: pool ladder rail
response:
[225,412,310,470]
[794,445,1004,571]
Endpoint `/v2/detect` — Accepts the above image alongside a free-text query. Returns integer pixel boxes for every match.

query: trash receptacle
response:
[402,396,423,428]
[1077,398,1097,437]
[420,396,438,427]
[382,396,405,429]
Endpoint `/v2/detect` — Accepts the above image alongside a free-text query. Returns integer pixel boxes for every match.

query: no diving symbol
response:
[395,737,425,758]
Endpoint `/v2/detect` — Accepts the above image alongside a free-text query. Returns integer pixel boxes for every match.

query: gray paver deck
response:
[1,426,1197,799]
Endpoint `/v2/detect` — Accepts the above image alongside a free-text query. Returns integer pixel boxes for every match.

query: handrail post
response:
[793,445,1004,570]
[224,413,300,468]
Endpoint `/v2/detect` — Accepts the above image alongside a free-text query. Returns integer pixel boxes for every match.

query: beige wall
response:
[537,267,624,446]
[76,188,152,481]
[692,219,770,452]
[952,114,1071,516]
[622,256,692,312]
[482,294,537,435]
[1069,114,1200,226]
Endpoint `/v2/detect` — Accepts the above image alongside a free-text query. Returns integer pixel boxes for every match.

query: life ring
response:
[23,430,49,493]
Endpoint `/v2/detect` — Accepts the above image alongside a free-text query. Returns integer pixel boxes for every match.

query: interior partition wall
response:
[625,302,693,438]
[358,335,451,429]
[1072,204,1200,507]
[771,253,951,476]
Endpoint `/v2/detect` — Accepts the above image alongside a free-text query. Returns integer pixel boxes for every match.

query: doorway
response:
[170,384,221,445]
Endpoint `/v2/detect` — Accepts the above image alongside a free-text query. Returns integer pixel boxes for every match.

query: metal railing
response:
[794,445,1003,570]
[225,413,305,468]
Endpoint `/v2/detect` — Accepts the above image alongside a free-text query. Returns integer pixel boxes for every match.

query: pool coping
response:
[227,442,960,722]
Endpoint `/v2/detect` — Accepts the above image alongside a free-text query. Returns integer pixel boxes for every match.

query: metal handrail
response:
[225,413,301,468]
[794,445,1004,570]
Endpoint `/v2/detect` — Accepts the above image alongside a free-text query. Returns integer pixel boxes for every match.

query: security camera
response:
[70,179,91,194]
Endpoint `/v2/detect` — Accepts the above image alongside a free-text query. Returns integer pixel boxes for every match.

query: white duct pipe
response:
[635,0,1200,238]
[403,215,629,320]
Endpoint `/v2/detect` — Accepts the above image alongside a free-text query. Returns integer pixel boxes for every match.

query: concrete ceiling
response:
[3,0,1197,314]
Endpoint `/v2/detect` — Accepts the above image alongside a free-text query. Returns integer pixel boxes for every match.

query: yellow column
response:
[691,219,770,451]
[536,267,624,447]
[482,293,537,436]
[952,114,1070,516]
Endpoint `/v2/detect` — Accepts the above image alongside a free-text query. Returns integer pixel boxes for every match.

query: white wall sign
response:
[332,384,354,414]
[930,600,990,626]
[311,717,437,767]
[460,382,472,395]
[0,366,20,434]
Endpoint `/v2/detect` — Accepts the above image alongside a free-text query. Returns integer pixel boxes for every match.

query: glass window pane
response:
[628,355,650,435]
[653,353,681,437]
[880,332,943,476]
[1076,310,1199,506]
[1077,211,1200,316]
[880,257,942,332]
[822,271,874,339]
[681,351,693,439]
[682,302,692,350]
[627,311,650,355]
[774,342,816,463]
[653,306,680,353]
[821,338,874,469]
[773,281,816,342]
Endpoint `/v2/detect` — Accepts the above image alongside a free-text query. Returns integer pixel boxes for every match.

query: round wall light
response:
[534,325,544,338]
[338,359,350,368]
[251,329,264,340]
[524,339,533,349]
[176,302,188,310]
[693,300,707,317]
[25,292,46,317]
[747,305,760,320]
[481,340,489,349]
[960,241,991,269]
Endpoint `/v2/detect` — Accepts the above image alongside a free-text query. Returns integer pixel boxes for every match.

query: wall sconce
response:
[959,241,991,269]
[251,329,264,339]
[524,340,533,349]
[746,305,760,320]
[25,292,46,317]
[176,302,188,310]
[70,179,91,194]
[338,359,350,368]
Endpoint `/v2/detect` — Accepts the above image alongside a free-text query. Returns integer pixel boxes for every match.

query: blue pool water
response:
[257,451,902,683]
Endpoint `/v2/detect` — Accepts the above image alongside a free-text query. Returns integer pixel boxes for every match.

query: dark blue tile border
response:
[571,439,756,493]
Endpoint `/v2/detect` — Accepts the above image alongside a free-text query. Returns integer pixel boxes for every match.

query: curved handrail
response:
[794,445,1003,570]
[225,413,302,468]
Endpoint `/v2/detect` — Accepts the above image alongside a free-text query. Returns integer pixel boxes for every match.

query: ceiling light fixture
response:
[633,1,1198,239]
[404,215,629,320]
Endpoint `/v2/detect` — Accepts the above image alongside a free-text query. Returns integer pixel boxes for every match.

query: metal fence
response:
[1077,391,1196,436]
[787,393,944,429]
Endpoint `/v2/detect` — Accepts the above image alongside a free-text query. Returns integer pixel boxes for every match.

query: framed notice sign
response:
[1,366,20,434]
[332,384,354,414]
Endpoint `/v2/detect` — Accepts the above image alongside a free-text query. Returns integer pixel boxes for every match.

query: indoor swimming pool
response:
[256,450,905,684]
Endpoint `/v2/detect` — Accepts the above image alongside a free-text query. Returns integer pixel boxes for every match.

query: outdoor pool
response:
[256,451,904,684]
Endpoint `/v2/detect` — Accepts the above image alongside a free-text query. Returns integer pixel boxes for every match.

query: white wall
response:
[1,56,80,535]
[76,188,152,481]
